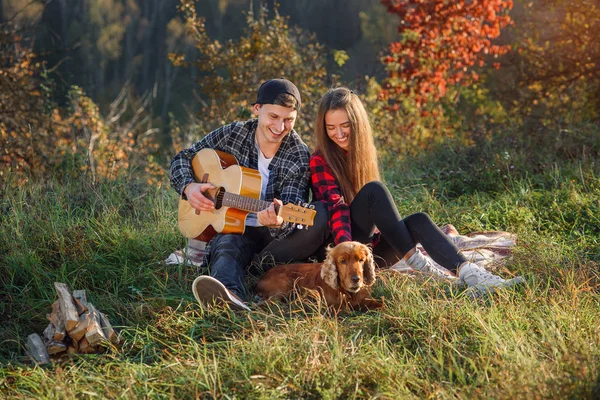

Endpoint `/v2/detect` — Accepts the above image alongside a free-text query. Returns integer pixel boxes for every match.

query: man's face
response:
[254,103,298,147]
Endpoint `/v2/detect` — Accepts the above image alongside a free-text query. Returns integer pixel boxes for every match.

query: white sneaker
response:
[192,276,250,311]
[458,262,524,295]
[405,249,457,280]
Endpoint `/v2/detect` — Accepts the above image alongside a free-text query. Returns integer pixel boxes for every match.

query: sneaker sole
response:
[192,276,250,311]
[420,267,459,281]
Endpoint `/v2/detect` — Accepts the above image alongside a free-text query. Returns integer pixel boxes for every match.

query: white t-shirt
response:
[245,142,272,227]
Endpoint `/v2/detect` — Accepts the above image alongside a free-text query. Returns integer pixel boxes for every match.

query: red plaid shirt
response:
[310,150,353,245]
[310,150,382,247]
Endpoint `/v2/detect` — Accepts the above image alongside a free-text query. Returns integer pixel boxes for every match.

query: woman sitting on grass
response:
[310,87,523,294]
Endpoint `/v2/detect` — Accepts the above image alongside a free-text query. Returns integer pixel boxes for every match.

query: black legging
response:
[350,181,467,272]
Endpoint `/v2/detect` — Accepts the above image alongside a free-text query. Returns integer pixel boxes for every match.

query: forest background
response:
[2,0,598,184]
[1,0,600,398]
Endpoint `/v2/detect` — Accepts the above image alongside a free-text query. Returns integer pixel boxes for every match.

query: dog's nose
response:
[351,275,360,283]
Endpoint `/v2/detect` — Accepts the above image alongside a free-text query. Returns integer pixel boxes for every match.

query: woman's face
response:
[325,108,351,150]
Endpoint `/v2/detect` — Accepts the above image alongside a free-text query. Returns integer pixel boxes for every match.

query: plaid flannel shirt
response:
[310,150,381,247]
[309,150,353,245]
[170,119,311,262]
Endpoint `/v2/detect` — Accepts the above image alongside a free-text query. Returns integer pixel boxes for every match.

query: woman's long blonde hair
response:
[314,87,380,203]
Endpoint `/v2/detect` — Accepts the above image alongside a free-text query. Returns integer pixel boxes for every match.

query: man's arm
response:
[169,124,234,198]
[266,161,311,240]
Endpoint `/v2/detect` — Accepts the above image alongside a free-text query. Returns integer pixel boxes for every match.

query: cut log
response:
[78,337,89,353]
[85,305,107,346]
[73,296,88,316]
[73,292,109,346]
[35,286,118,357]
[47,301,66,341]
[78,337,96,354]
[71,336,79,351]
[99,312,120,344]
[42,323,55,343]
[72,289,87,303]
[26,333,50,364]
[53,283,79,331]
[68,311,92,342]
[46,340,67,355]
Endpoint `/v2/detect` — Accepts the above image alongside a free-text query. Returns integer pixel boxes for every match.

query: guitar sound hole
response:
[214,187,225,210]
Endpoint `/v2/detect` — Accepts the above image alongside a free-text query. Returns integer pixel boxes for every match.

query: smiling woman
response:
[325,109,351,150]
[310,87,524,295]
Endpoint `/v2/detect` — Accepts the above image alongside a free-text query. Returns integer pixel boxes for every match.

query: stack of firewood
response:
[26,282,120,364]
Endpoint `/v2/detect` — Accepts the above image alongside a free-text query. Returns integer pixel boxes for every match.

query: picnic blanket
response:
[390,224,517,277]
[165,238,206,267]
[165,224,517,275]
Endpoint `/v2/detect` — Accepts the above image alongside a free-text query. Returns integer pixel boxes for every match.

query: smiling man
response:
[170,79,328,311]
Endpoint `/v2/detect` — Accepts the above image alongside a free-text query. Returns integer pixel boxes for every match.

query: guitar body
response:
[178,148,262,241]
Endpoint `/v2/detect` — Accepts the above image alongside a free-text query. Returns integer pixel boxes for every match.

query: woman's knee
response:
[360,180,391,201]
[404,212,435,229]
[362,180,388,194]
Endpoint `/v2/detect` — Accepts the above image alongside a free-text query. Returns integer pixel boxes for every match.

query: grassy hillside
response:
[1,125,599,399]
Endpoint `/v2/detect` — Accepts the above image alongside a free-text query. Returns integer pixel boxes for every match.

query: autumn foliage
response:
[0,27,60,183]
[380,0,513,108]
[170,0,328,149]
[0,23,165,187]
[509,0,600,122]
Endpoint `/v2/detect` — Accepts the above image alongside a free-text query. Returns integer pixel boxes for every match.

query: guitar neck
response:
[221,192,272,213]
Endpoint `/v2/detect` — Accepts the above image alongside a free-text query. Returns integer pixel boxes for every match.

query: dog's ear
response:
[321,246,339,289]
[362,245,376,286]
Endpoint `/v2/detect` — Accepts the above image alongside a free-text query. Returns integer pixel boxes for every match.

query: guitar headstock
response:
[280,202,317,228]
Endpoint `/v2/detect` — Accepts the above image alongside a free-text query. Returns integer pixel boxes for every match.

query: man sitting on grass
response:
[170,78,328,311]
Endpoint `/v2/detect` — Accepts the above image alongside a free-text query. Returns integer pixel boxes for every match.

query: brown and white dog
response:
[256,241,383,311]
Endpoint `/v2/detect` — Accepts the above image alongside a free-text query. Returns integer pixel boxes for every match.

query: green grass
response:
[1,124,599,399]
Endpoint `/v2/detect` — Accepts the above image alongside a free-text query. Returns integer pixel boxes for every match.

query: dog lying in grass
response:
[256,241,383,311]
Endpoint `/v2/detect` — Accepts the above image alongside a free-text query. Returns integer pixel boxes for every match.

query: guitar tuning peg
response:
[309,204,315,210]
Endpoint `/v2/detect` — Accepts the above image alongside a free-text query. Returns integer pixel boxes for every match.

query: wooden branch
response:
[26,333,50,365]
[53,283,79,332]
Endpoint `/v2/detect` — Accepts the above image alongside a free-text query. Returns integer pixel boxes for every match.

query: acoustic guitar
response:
[178,148,316,241]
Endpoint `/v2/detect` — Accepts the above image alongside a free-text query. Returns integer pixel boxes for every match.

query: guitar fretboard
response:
[220,192,272,213]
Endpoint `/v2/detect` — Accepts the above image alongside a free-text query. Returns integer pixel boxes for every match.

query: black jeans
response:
[348,181,467,271]
[207,201,329,299]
